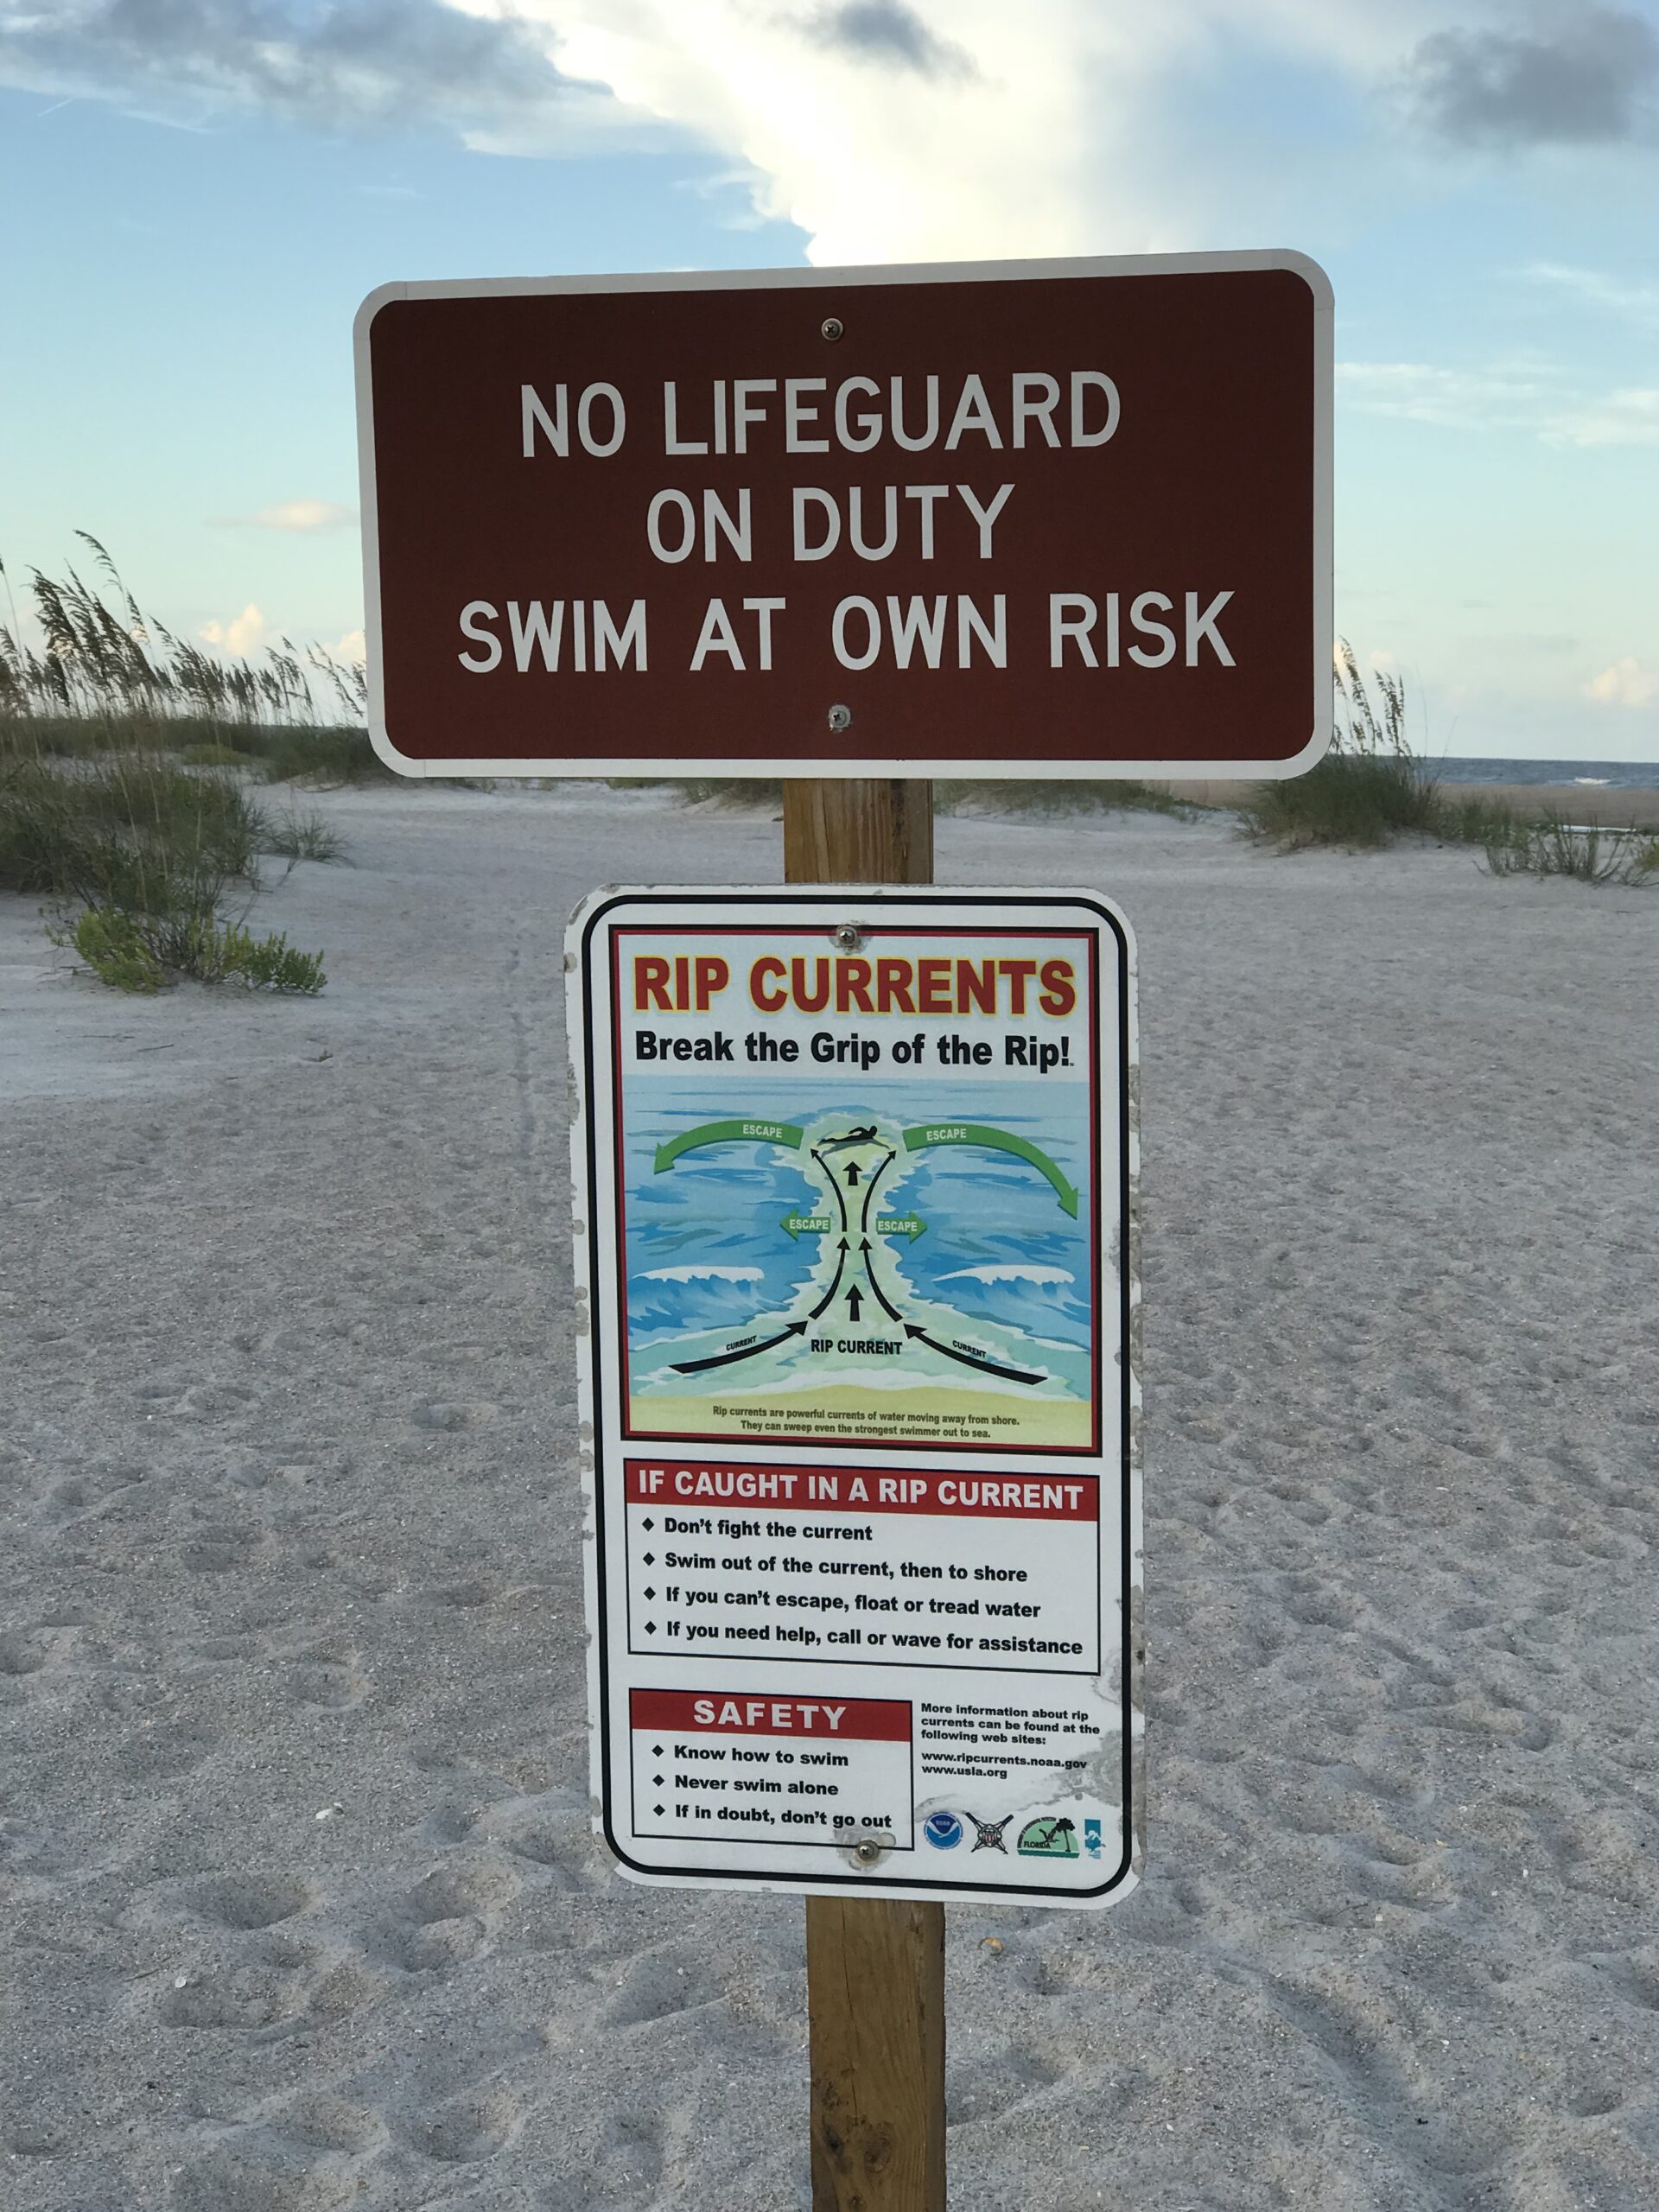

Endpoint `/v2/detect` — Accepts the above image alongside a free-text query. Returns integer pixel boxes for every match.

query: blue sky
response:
[2,0,1656,760]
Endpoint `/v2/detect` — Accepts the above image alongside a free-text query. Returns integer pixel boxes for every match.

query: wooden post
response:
[784,777,934,889]
[785,775,945,2212]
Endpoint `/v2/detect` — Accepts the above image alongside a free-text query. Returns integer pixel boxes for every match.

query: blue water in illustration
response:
[624,1077,1094,1359]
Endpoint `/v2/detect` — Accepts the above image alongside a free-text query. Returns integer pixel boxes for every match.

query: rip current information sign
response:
[568,886,1141,1906]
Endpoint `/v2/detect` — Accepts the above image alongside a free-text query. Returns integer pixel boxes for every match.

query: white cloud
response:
[1585,656,1659,708]
[455,0,1448,263]
[1522,262,1659,328]
[1338,359,1659,447]
[199,604,269,656]
[1550,387,1659,448]
[214,498,357,531]
[327,627,366,666]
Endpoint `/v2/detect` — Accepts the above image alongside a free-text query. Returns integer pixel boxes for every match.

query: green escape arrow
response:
[654,1120,804,1173]
[783,1210,924,1241]
[901,1124,1079,1217]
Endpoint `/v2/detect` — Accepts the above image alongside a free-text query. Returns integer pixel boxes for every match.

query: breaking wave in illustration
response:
[642,1263,765,1283]
[938,1264,1075,1284]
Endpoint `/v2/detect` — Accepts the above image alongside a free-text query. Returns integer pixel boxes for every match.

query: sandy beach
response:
[3,785,1657,2210]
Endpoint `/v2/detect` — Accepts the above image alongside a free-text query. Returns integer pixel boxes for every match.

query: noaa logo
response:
[923,1811,964,1850]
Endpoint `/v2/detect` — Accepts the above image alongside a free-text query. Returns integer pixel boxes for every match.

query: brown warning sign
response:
[355,252,1331,779]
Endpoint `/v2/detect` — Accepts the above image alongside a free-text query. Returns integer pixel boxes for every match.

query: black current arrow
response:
[903,1322,1043,1386]
[810,1147,849,1234]
[860,1238,906,1325]
[671,1320,807,1375]
[858,1149,895,1235]
[673,1235,849,1375]
[845,1284,864,1321]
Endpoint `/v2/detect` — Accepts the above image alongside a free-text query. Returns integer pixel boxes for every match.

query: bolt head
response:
[821,315,844,341]
[826,702,853,734]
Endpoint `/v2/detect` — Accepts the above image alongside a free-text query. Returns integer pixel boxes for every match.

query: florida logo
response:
[1017,1816,1079,1859]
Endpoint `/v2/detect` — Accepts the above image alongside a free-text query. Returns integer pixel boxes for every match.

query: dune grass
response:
[1482,815,1659,887]
[0,539,353,988]
[606,773,1194,818]
[1242,644,1530,855]
[1,535,387,785]
[0,752,336,993]
[936,777,1197,819]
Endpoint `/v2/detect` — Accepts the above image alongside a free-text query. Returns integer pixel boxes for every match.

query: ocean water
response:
[1434,758,1659,790]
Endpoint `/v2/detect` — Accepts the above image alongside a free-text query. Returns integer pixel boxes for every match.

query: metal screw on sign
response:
[852,1839,884,1866]
[831,922,867,952]
[821,315,844,341]
[827,702,853,734]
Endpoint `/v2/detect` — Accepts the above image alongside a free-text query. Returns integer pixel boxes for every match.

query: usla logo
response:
[923,1811,963,1850]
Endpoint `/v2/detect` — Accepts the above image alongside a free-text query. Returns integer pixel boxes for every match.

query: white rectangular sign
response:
[568,886,1141,1905]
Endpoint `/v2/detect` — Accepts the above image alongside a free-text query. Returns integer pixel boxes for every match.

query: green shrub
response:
[66,905,325,994]
[72,907,165,992]
[262,807,346,863]
[226,928,327,992]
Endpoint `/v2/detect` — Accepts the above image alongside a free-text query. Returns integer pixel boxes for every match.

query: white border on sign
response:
[353,250,1333,783]
[564,884,1144,1908]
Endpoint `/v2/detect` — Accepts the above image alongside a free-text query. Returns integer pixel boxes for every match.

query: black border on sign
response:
[579,889,1135,1902]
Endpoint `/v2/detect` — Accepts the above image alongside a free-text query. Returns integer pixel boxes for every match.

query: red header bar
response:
[630,1689,912,1742]
[625,1459,1097,1521]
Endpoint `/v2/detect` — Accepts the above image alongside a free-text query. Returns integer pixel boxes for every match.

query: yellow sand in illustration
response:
[631,1387,1093,1450]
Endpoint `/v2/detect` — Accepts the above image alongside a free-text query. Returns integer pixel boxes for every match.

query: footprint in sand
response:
[410,1398,499,1432]
[0,1625,79,1677]
[375,1859,521,1971]
[406,2088,524,2164]
[181,1523,276,1574]
[601,1954,710,2028]
[157,1962,314,2031]
[284,1648,367,1711]
[169,2150,359,2212]
[192,1873,315,1931]
[275,2095,386,2154]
